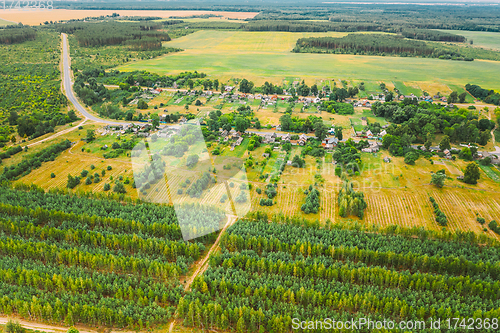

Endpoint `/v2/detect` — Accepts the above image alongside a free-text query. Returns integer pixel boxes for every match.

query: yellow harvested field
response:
[416,81,453,96]
[15,141,137,198]
[0,9,258,25]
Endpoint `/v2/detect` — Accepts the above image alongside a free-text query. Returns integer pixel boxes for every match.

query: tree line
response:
[466,83,500,106]
[294,34,473,61]
[243,20,469,43]
[0,140,71,183]
[401,28,466,42]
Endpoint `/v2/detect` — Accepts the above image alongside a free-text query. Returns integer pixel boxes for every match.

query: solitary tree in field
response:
[6,321,25,333]
[186,154,199,168]
[113,182,126,194]
[137,100,148,109]
[464,162,480,184]
[385,92,394,102]
[431,172,446,188]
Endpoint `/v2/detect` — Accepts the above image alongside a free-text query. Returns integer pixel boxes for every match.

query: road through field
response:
[24,33,126,148]
[61,34,126,125]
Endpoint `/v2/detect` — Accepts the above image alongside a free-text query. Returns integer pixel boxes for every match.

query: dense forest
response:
[243,21,469,42]
[294,34,473,61]
[0,185,225,328]
[0,30,74,140]
[249,3,500,32]
[401,28,466,42]
[0,26,37,44]
[178,215,500,332]
[56,22,171,50]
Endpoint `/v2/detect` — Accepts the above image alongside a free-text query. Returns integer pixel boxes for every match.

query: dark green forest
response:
[0,26,37,44]
[56,22,171,50]
[178,214,500,332]
[0,185,221,328]
[0,183,499,330]
[294,34,473,61]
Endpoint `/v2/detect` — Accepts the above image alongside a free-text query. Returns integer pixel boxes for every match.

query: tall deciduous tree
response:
[439,135,451,151]
[431,172,446,188]
[464,162,480,184]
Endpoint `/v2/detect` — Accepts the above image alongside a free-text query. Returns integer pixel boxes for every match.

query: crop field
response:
[118,30,500,90]
[246,149,500,239]
[416,81,452,96]
[14,141,137,197]
[250,180,500,239]
[437,29,500,51]
[479,164,500,183]
[0,9,258,25]
[393,81,422,96]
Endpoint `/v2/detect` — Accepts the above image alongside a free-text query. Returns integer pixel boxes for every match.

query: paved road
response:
[62,33,126,125]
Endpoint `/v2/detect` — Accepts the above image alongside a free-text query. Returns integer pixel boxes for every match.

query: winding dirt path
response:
[0,317,93,333]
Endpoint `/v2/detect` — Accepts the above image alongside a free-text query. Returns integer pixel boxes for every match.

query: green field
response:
[437,29,500,51]
[117,30,500,90]
[392,81,422,96]
[0,18,14,26]
[479,164,500,183]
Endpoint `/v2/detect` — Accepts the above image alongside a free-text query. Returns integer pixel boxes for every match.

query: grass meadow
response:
[437,29,500,51]
[118,30,500,91]
[0,18,14,26]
